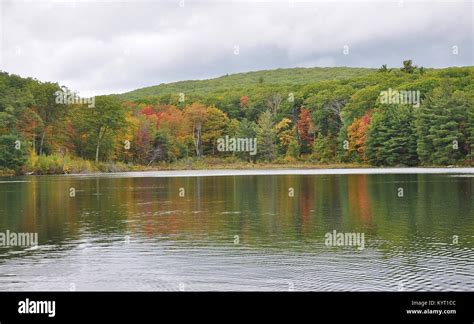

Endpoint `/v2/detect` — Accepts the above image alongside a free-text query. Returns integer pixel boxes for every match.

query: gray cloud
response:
[0,0,472,96]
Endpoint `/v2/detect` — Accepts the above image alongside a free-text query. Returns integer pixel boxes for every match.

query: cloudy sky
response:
[0,0,472,96]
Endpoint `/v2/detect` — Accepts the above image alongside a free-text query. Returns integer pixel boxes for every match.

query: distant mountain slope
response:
[113,67,375,101]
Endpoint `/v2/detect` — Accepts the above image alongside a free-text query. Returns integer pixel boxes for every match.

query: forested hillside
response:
[0,62,473,175]
[114,67,375,100]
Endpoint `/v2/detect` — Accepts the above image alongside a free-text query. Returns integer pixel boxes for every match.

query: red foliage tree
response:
[240,96,249,109]
[297,107,314,144]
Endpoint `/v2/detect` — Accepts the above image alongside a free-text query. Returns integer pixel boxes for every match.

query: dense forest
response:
[0,61,473,175]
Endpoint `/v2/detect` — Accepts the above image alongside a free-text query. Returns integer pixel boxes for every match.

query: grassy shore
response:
[1,154,473,177]
[0,154,376,176]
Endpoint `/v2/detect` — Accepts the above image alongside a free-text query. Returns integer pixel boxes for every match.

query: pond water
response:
[0,169,473,291]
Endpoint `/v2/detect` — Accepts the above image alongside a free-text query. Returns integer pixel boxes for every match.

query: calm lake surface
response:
[0,169,473,291]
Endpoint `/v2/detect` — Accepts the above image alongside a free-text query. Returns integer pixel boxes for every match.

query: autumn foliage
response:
[347,111,371,161]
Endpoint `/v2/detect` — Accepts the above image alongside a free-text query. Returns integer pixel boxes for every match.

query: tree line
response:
[0,61,472,174]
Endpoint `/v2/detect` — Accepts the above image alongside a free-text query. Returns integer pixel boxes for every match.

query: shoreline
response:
[56,167,474,178]
[2,161,473,178]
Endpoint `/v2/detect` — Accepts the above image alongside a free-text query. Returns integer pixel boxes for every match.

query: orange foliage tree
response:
[297,107,314,153]
[347,111,371,161]
[239,96,249,109]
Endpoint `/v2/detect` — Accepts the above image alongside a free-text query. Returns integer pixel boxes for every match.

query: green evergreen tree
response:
[0,135,27,173]
[237,118,257,161]
[416,84,470,165]
[415,94,436,164]
[256,110,276,161]
[401,60,416,74]
[366,105,418,166]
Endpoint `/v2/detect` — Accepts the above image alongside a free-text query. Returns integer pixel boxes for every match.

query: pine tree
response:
[237,118,257,162]
[365,112,385,166]
[385,106,418,166]
[416,84,470,165]
[415,95,436,164]
[366,104,418,166]
[0,135,27,173]
[256,110,276,161]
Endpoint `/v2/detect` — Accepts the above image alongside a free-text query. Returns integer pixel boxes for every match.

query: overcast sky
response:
[0,0,472,96]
